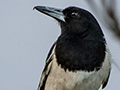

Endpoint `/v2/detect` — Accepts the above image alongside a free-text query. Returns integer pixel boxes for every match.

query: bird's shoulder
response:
[37,42,56,90]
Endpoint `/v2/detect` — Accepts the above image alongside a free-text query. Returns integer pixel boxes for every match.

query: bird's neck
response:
[55,32,106,72]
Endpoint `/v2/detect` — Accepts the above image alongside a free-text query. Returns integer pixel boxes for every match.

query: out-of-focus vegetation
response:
[86,0,120,40]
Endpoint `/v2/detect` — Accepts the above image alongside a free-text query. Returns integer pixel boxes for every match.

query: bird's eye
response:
[71,12,79,17]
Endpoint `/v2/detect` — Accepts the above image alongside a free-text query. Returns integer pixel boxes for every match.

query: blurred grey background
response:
[0,0,120,90]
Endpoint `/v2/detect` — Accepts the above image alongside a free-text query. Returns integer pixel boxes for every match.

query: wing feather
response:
[37,42,56,90]
[102,70,111,89]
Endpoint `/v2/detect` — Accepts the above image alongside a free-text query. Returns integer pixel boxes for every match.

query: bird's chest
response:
[55,37,105,72]
[55,38,85,71]
[45,56,107,90]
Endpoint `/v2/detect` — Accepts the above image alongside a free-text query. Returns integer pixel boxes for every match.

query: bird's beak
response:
[34,6,65,22]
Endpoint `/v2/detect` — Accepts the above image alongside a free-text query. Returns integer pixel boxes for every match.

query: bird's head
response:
[34,6,104,40]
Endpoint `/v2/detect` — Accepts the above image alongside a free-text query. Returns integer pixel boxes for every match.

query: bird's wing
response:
[102,47,111,89]
[37,42,56,90]
[102,70,111,89]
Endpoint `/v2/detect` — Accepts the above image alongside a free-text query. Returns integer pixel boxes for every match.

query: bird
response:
[34,6,111,90]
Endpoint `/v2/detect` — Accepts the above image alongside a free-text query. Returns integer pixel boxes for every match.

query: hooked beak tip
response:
[33,6,65,22]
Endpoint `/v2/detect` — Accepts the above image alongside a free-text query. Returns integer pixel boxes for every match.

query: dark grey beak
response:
[34,6,65,22]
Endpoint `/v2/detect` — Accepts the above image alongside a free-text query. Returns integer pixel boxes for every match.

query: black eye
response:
[71,12,79,17]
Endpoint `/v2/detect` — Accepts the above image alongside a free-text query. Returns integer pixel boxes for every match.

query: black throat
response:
[55,31,106,72]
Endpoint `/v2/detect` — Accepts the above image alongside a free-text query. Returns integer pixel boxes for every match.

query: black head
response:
[61,7,95,34]
[61,6,105,41]
[34,6,105,41]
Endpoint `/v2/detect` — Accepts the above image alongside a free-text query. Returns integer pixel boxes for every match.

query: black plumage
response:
[34,6,111,90]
